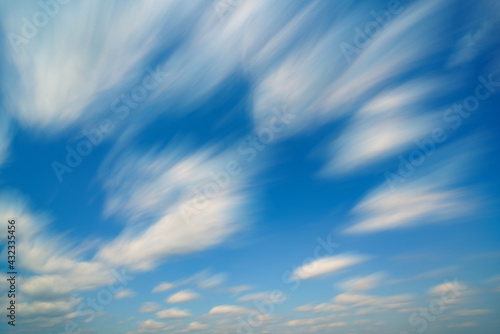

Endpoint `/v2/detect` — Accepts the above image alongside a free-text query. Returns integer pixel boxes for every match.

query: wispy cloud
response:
[151,282,175,293]
[166,290,199,303]
[156,308,192,319]
[115,289,136,299]
[0,0,203,131]
[208,305,252,316]
[138,302,161,313]
[291,254,367,280]
[344,161,478,234]
[338,272,386,292]
[95,145,251,271]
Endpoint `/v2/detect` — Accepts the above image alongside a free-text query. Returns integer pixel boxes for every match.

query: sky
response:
[0,0,499,333]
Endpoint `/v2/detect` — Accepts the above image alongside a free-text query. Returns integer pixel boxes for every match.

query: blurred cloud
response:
[291,254,367,280]
[208,305,252,316]
[0,0,204,131]
[156,307,192,319]
[338,272,387,292]
[166,289,199,303]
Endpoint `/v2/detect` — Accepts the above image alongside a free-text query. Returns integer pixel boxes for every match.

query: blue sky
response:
[0,0,499,333]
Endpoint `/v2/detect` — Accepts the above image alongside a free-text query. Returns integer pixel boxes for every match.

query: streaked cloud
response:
[291,254,367,280]
[344,175,476,234]
[156,308,192,319]
[166,290,200,303]
[0,0,203,131]
[137,319,167,330]
[139,302,161,313]
[115,289,136,299]
[454,309,492,316]
[152,282,176,293]
[208,305,252,316]
[238,291,286,303]
[338,272,386,292]
[333,292,413,309]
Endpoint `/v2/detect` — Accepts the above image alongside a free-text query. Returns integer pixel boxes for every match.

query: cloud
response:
[198,273,227,289]
[156,308,192,319]
[152,282,175,293]
[96,145,250,271]
[208,305,252,316]
[338,272,386,292]
[447,23,492,67]
[291,254,367,280]
[18,297,81,318]
[332,293,413,309]
[96,193,244,271]
[166,290,200,303]
[20,261,119,300]
[295,303,348,314]
[138,319,166,330]
[139,302,161,313]
[344,177,476,235]
[0,114,11,167]
[285,316,338,327]
[294,304,314,312]
[309,322,348,331]
[251,0,451,143]
[447,322,478,328]
[238,291,286,303]
[227,285,252,294]
[428,280,468,296]
[0,193,120,300]
[115,289,136,299]
[186,322,209,330]
[0,0,204,131]
[390,266,458,285]
[447,1,500,68]
[319,0,449,112]
[454,309,492,316]
[321,79,440,174]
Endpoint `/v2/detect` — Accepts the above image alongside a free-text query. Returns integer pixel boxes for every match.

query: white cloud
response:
[0,115,11,167]
[251,0,451,143]
[294,304,314,312]
[311,303,349,313]
[321,79,440,174]
[198,273,227,289]
[18,297,81,318]
[285,316,336,327]
[166,290,199,303]
[454,309,492,316]
[238,291,286,303]
[428,280,468,296]
[138,319,166,330]
[319,0,448,112]
[447,0,500,68]
[156,308,192,319]
[152,282,175,293]
[208,305,252,316]
[309,322,348,331]
[338,272,386,292]
[227,285,252,294]
[344,179,476,235]
[333,293,413,309]
[115,289,136,299]
[96,145,250,271]
[139,302,161,313]
[187,322,209,330]
[0,193,119,300]
[447,322,477,328]
[291,254,367,280]
[0,0,204,131]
